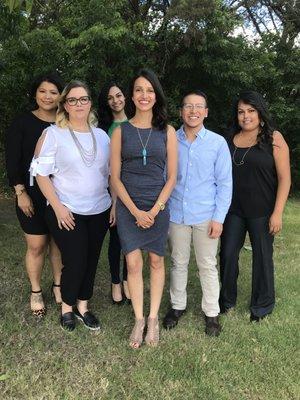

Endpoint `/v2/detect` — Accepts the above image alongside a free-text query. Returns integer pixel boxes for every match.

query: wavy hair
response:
[127,68,168,130]
[56,80,97,128]
[229,90,274,146]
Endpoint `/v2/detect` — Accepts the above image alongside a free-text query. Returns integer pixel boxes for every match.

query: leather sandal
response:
[51,282,62,305]
[145,316,159,346]
[30,289,46,318]
[129,318,145,349]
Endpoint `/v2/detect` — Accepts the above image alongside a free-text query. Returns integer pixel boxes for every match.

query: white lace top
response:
[30,125,111,215]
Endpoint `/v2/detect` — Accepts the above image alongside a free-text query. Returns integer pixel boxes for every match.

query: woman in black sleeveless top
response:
[219,91,291,321]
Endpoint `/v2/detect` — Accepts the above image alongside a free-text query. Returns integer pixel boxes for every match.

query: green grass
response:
[0,199,299,400]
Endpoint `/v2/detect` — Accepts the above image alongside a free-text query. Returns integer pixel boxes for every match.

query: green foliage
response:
[1,0,299,190]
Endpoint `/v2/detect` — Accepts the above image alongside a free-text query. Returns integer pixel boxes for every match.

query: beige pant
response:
[169,221,220,317]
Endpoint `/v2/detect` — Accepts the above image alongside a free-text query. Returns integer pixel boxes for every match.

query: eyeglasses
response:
[65,96,91,106]
[182,103,206,111]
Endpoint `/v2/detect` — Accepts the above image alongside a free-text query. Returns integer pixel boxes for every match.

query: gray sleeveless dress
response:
[116,121,170,256]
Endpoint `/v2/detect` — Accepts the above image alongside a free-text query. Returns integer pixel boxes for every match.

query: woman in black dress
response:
[111,69,177,348]
[219,91,291,321]
[98,81,129,304]
[5,73,64,317]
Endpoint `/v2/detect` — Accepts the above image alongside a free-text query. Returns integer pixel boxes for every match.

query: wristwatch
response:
[15,188,26,196]
[157,201,165,211]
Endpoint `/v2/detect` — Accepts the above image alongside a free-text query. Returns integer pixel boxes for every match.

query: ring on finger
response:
[61,220,65,224]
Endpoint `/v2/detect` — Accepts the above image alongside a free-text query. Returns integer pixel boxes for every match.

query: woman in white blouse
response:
[31,81,111,331]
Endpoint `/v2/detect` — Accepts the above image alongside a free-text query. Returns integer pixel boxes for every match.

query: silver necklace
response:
[232,145,254,166]
[68,126,97,167]
[136,127,152,166]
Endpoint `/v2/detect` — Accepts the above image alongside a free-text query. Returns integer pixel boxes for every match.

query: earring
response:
[260,121,265,127]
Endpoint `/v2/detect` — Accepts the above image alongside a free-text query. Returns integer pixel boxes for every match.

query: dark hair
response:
[97,81,126,132]
[229,90,274,145]
[181,90,208,108]
[30,72,64,104]
[127,68,167,130]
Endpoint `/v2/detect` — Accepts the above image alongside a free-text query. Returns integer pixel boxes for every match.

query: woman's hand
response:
[269,211,282,235]
[110,203,116,227]
[17,192,34,217]
[134,209,154,229]
[53,204,75,231]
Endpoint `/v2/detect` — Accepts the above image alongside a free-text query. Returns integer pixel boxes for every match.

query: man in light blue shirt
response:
[163,90,232,336]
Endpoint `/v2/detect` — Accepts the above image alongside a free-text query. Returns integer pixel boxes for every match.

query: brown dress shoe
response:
[204,315,221,337]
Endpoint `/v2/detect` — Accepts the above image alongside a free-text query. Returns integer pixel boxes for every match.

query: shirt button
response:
[189,163,192,166]
[186,188,188,191]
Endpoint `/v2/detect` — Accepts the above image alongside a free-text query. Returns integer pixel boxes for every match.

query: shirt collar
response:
[178,125,207,141]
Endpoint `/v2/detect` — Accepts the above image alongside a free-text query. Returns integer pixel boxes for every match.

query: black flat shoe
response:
[219,305,234,315]
[74,308,100,331]
[250,313,267,322]
[163,308,186,330]
[204,315,221,337]
[60,312,75,332]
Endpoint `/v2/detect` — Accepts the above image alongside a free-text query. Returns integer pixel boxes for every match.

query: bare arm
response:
[110,127,154,228]
[149,125,177,217]
[34,133,75,230]
[269,131,291,234]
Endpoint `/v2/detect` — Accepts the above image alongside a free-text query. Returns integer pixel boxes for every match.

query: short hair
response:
[56,80,97,128]
[181,90,208,108]
[127,68,168,130]
[97,81,126,132]
[30,72,64,103]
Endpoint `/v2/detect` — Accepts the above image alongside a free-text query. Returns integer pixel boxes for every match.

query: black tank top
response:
[228,139,278,218]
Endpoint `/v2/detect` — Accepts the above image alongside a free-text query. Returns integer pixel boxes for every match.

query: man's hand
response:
[208,220,223,239]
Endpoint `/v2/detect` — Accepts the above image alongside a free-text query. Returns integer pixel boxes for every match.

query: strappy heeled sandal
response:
[129,318,145,349]
[51,282,62,305]
[145,316,159,346]
[30,289,46,318]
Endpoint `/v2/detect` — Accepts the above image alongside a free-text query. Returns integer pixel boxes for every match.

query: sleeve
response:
[29,127,59,186]
[5,116,24,186]
[212,138,233,223]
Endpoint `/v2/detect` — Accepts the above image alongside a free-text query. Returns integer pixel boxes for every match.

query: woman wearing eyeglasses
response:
[5,73,64,317]
[30,80,111,331]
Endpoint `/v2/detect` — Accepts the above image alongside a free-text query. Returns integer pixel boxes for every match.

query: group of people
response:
[5,68,290,349]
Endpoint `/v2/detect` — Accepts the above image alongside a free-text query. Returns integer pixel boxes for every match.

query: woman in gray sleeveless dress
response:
[111,69,177,348]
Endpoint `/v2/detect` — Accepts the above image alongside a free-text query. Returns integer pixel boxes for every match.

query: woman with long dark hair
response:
[31,81,111,331]
[5,73,64,317]
[111,69,177,347]
[98,81,129,304]
[219,90,291,321]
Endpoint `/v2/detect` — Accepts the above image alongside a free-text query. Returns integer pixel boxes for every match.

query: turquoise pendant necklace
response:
[136,127,152,166]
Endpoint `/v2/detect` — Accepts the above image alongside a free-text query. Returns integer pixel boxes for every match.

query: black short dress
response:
[116,121,170,256]
[5,112,52,234]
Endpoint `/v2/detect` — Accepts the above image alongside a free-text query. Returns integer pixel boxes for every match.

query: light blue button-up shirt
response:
[169,125,232,225]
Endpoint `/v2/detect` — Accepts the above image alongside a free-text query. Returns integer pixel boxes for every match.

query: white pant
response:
[169,221,220,317]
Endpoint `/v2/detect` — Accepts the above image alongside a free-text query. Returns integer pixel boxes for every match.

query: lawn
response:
[0,199,299,400]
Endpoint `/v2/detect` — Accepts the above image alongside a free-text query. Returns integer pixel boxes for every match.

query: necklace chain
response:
[232,145,253,166]
[68,126,97,167]
[136,127,152,166]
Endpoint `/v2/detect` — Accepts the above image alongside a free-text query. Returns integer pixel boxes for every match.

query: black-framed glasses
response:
[65,96,91,106]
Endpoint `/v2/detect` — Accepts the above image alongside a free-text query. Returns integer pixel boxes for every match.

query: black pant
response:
[219,213,275,317]
[108,225,127,284]
[46,205,110,306]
